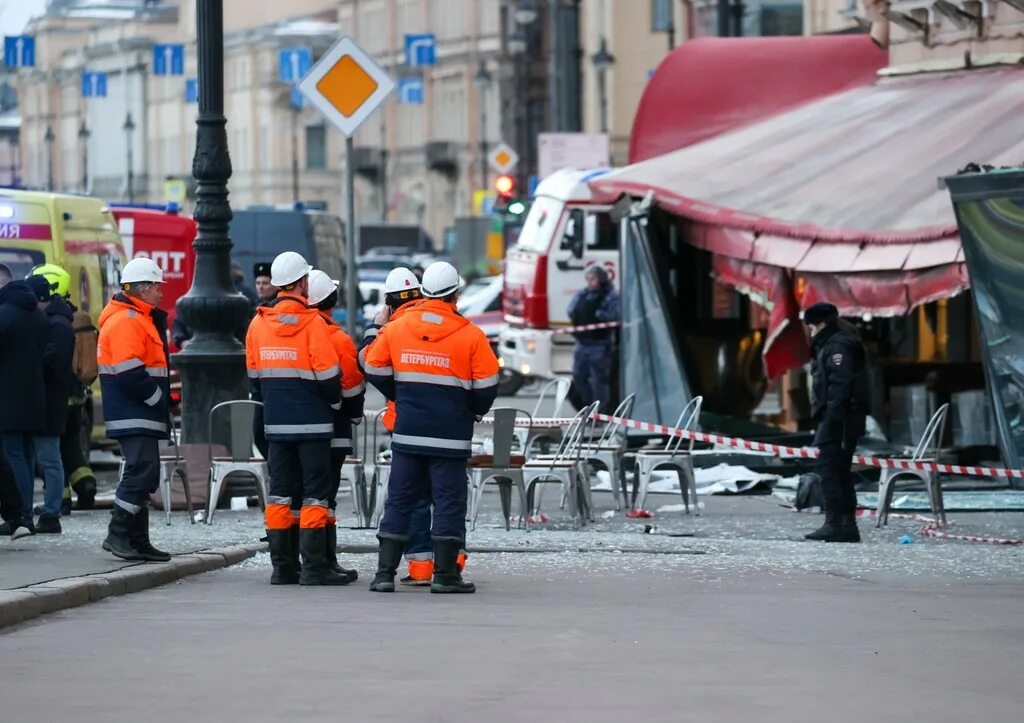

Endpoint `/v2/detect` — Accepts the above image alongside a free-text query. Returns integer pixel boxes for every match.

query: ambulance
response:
[0,190,127,443]
[498,168,619,387]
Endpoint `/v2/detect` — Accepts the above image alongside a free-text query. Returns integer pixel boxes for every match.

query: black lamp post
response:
[173,0,250,444]
[474,60,492,192]
[44,125,54,192]
[123,112,135,202]
[78,120,90,192]
[591,37,614,134]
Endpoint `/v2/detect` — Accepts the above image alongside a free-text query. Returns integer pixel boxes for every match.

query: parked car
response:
[457,275,521,396]
[357,254,414,282]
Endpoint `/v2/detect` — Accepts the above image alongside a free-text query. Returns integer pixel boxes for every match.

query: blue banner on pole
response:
[81,72,108,98]
[153,44,185,76]
[185,78,198,103]
[3,35,35,68]
[404,34,436,67]
[278,47,312,84]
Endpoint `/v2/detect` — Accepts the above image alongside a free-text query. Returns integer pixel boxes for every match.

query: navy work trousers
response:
[572,341,613,413]
[115,436,160,509]
[379,450,467,541]
[268,440,332,504]
[814,444,858,515]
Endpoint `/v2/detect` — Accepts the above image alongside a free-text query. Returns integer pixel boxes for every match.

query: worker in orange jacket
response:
[245,252,349,586]
[308,270,365,582]
[364,262,499,594]
[97,258,172,562]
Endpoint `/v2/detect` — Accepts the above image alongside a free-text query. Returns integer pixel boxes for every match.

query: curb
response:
[0,542,266,630]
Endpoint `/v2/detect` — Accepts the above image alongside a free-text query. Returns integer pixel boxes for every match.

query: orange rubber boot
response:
[400,558,434,587]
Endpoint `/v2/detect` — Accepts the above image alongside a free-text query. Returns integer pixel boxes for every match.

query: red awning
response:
[598,65,1024,376]
[629,35,887,164]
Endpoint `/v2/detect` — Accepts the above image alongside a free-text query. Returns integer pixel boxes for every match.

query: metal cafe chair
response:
[468,407,532,531]
[578,393,636,511]
[876,403,950,527]
[522,402,598,531]
[370,409,392,527]
[341,411,373,528]
[205,400,268,524]
[631,396,704,515]
[116,427,194,526]
[515,376,573,455]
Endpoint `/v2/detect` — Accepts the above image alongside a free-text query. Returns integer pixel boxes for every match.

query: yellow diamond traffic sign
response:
[298,36,395,137]
[489,142,519,173]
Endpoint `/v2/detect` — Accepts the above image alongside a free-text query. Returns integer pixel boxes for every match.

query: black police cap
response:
[803,302,839,326]
[253,262,272,279]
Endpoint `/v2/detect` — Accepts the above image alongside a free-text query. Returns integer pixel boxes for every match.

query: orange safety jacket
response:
[316,309,365,453]
[245,293,341,441]
[359,299,425,432]
[363,298,499,457]
[97,293,170,439]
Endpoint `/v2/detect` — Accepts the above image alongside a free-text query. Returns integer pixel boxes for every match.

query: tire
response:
[497,367,525,397]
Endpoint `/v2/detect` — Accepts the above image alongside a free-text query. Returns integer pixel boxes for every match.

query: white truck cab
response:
[499,167,619,382]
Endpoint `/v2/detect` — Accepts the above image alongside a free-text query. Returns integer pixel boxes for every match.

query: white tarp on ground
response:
[592,463,782,495]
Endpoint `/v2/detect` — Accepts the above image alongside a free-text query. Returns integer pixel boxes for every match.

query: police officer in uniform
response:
[567,264,619,412]
[804,302,869,543]
[364,262,499,594]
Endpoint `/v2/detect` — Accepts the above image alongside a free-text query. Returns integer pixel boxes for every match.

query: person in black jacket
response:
[566,265,620,413]
[0,265,49,536]
[25,273,76,534]
[803,302,870,543]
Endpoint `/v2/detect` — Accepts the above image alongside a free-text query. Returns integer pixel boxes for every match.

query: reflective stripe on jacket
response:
[245,293,342,441]
[97,293,170,439]
[317,310,365,453]
[363,298,499,458]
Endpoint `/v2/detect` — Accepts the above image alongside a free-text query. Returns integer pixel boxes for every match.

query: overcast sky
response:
[0,0,49,37]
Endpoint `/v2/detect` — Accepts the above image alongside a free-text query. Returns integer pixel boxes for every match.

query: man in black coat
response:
[26,274,76,534]
[804,302,870,543]
[0,264,49,536]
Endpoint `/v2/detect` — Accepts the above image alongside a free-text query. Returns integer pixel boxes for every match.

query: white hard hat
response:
[383,267,421,295]
[307,269,339,306]
[120,257,164,284]
[420,261,464,299]
[270,251,312,287]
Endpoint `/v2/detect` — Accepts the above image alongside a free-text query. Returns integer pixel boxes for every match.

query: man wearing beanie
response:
[803,302,870,543]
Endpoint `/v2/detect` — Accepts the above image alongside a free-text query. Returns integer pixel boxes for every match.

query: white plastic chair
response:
[521,402,598,530]
[205,400,268,525]
[469,407,531,531]
[632,396,704,514]
[876,403,949,527]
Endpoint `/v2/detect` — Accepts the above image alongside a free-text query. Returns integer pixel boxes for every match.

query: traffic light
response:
[495,174,515,201]
[507,200,527,216]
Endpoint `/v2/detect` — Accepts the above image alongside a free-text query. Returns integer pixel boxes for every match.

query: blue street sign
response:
[81,72,108,98]
[278,47,312,84]
[185,78,198,103]
[528,174,540,199]
[397,76,424,105]
[290,86,305,110]
[4,35,35,68]
[404,34,436,67]
[153,44,185,76]
[481,195,496,217]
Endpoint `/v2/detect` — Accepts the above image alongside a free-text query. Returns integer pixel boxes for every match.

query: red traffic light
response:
[495,174,515,197]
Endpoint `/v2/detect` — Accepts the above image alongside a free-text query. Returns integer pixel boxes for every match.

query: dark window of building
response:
[306,124,326,170]
[760,4,804,36]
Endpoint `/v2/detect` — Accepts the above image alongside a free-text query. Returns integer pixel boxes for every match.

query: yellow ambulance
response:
[0,190,126,446]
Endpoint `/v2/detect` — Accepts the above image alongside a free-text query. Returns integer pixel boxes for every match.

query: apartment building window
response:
[435,0,469,40]
[358,0,389,54]
[432,74,466,143]
[397,102,425,149]
[759,3,803,35]
[397,0,424,34]
[306,123,326,170]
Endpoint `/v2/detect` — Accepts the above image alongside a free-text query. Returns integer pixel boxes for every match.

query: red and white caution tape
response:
[541,321,622,335]
[855,510,1024,545]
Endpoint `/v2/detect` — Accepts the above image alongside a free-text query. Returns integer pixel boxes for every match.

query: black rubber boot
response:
[289,525,302,575]
[804,512,840,541]
[268,529,299,585]
[74,477,97,510]
[102,507,144,560]
[128,505,172,562]
[299,527,351,586]
[430,537,475,594]
[325,522,358,583]
[834,513,862,543]
[370,536,406,593]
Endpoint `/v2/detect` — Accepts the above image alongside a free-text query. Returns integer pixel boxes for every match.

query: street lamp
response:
[123,112,135,202]
[474,60,493,193]
[78,120,90,193]
[44,125,54,192]
[591,36,615,134]
[173,0,251,444]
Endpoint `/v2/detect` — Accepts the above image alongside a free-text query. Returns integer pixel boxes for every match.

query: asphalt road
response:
[2,554,1023,722]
